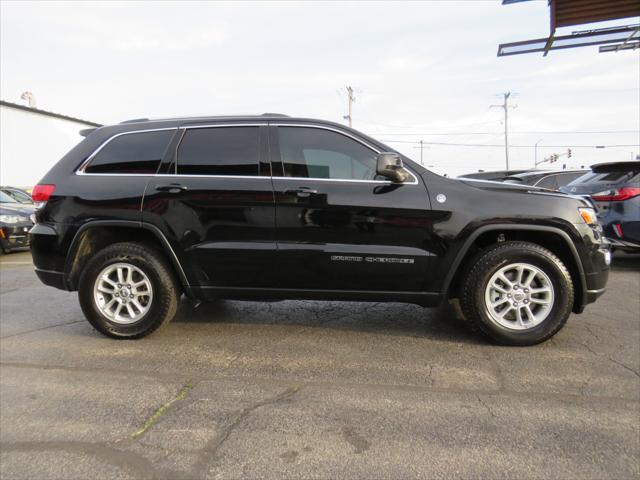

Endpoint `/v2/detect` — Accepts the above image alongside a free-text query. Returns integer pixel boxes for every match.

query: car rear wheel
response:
[460,241,574,346]
[78,242,179,339]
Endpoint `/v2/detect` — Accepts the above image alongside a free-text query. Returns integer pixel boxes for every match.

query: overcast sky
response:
[1,0,638,176]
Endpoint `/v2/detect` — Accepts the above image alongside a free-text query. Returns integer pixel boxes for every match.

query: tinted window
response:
[535,175,558,189]
[278,127,378,180]
[177,127,259,176]
[555,172,586,187]
[85,130,174,174]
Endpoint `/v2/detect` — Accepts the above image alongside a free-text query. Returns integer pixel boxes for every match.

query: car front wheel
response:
[460,241,574,346]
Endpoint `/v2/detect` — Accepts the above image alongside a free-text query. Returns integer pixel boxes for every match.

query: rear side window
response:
[84,130,174,174]
[177,127,260,176]
[534,175,557,189]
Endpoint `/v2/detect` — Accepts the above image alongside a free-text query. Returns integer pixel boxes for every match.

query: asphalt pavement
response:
[1,250,638,479]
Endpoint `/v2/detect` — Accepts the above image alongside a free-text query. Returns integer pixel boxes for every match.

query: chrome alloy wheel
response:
[484,262,554,331]
[93,262,153,324]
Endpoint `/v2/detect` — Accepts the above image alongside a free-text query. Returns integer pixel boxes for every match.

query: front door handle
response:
[155,184,188,194]
[285,187,318,198]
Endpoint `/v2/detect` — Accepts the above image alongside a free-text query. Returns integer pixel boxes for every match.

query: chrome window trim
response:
[272,123,419,185]
[76,127,178,175]
[171,123,265,176]
[75,122,420,186]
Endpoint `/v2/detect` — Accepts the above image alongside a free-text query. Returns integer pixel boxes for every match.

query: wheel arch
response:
[64,220,193,297]
[443,224,587,314]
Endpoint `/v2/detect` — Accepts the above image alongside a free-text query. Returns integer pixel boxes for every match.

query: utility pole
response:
[420,140,424,165]
[534,138,543,167]
[343,86,355,127]
[491,92,516,171]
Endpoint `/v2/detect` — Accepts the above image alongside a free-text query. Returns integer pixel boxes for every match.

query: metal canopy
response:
[499,0,640,56]
[498,24,640,56]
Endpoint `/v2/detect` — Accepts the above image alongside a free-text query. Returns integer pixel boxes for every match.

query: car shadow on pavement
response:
[611,251,640,270]
[172,296,484,345]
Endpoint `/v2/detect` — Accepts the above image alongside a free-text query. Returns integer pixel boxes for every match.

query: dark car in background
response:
[560,162,640,252]
[502,170,589,190]
[1,186,34,205]
[0,190,35,253]
[458,169,529,181]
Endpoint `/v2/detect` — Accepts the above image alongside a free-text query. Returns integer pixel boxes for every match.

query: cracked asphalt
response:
[1,251,639,479]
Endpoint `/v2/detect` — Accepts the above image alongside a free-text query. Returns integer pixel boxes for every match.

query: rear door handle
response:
[285,187,318,198]
[155,184,188,194]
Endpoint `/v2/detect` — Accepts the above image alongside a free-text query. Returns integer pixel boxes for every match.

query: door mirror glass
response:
[376,152,409,183]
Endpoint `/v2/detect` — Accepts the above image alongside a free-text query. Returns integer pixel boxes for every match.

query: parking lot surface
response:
[1,250,638,479]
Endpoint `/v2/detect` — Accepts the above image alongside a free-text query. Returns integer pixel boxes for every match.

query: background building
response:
[0,100,100,187]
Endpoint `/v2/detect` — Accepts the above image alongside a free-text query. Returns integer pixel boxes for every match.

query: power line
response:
[380,139,639,148]
[370,130,638,135]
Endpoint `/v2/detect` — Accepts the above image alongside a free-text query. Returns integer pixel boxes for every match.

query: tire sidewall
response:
[79,248,172,338]
[472,247,573,345]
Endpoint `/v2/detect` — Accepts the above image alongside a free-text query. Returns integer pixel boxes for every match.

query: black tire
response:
[78,242,179,339]
[460,241,574,346]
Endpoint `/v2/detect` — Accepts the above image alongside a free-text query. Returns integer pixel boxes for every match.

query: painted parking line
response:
[0,262,33,265]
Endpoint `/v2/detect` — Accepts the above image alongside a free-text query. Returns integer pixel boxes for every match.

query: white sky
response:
[1,0,639,177]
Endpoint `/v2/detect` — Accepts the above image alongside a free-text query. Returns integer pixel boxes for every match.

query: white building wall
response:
[0,105,91,187]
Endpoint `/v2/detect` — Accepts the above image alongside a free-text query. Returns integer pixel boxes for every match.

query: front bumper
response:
[0,222,33,251]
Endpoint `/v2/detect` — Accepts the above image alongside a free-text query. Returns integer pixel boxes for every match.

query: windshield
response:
[0,191,18,203]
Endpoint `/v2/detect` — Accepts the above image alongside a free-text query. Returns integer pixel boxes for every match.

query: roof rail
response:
[120,118,150,124]
[79,127,98,137]
[261,113,289,117]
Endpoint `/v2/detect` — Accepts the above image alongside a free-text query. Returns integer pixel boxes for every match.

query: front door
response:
[142,124,276,288]
[270,124,432,292]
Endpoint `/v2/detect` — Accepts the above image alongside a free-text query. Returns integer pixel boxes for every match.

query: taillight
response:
[31,184,56,207]
[591,187,640,202]
[613,223,623,238]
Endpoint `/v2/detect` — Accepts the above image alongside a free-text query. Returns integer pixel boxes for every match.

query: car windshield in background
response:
[1,188,32,204]
[0,191,18,203]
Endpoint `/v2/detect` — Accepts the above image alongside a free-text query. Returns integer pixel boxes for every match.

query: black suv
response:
[30,115,610,345]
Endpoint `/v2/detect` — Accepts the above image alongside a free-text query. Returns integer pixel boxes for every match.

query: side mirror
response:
[376,152,410,183]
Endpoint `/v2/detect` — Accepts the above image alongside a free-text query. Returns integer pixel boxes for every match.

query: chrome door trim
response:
[271,123,419,185]
[76,127,179,175]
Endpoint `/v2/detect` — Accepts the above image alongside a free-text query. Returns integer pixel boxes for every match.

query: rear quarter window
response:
[84,130,175,174]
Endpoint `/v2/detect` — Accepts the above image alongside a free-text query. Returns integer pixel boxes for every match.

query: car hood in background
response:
[0,202,35,216]
[459,178,555,194]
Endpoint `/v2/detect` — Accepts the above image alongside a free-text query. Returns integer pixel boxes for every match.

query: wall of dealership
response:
[0,101,99,188]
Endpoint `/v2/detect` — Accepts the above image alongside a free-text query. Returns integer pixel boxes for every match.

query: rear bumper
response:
[34,268,67,290]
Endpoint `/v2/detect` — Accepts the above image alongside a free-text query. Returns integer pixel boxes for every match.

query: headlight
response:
[578,207,598,226]
[0,215,24,224]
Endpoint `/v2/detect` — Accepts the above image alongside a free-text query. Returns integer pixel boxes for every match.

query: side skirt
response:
[190,287,442,307]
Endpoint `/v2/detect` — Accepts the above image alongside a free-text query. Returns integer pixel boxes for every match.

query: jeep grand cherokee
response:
[29,115,610,345]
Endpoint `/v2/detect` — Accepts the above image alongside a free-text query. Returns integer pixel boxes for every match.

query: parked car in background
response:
[560,162,640,252]
[0,190,35,253]
[1,186,34,205]
[502,170,589,190]
[458,169,530,181]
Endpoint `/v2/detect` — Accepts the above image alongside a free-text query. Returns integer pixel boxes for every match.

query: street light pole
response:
[534,139,543,167]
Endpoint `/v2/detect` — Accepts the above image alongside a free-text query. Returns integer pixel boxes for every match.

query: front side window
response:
[278,127,378,180]
[176,127,260,176]
[84,130,174,174]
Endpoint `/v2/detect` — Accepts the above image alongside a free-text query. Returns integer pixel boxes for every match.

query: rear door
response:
[142,123,276,288]
[270,124,432,292]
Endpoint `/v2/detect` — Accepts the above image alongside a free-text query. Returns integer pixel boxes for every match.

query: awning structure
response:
[498,0,640,56]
